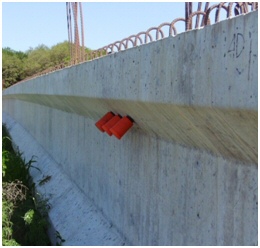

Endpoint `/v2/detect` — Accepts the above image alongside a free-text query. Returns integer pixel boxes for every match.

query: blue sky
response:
[2,2,187,52]
[2,2,228,52]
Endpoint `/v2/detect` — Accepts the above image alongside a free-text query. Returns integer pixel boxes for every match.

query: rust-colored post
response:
[185,2,193,30]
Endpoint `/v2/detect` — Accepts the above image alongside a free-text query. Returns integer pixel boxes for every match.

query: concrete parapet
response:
[2,11,258,245]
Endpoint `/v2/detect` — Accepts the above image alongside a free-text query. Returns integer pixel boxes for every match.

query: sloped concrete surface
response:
[3,95,257,163]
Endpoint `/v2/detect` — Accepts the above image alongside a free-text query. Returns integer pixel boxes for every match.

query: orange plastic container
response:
[102,115,121,136]
[95,112,115,132]
[110,116,133,139]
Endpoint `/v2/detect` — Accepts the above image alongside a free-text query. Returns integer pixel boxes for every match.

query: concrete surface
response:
[2,11,258,245]
[2,112,128,246]
[3,11,257,164]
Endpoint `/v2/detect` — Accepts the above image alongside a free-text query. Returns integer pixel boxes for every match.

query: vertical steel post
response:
[185,2,193,30]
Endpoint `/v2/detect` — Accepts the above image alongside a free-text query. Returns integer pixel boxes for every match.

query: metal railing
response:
[19,2,257,83]
[84,2,257,60]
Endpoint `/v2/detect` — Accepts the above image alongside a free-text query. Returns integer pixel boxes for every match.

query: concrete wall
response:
[2,11,258,245]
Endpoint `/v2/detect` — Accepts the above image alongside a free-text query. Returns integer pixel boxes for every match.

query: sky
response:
[2,1,231,53]
[2,1,188,52]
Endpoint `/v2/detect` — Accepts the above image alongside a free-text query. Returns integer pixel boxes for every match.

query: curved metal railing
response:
[19,2,257,83]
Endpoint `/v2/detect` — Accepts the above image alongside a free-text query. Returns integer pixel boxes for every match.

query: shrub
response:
[2,124,51,246]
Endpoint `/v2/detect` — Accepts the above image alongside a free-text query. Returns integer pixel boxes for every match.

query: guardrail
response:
[19,2,257,83]
[85,2,257,60]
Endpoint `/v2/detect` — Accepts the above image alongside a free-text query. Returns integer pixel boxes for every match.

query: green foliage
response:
[2,200,20,246]
[23,209,35,225]
[2,125,40,186]
[2,150,9,178]
[50,41,71,65]
[24,44,52,76]
[2,41,92,88]
[2,148,39,188]
[2,239,20,246]
[2,51,25,87]
[2,136,14,153]
[23,209,49,245]
[2,124,51,246]
[2,125,13,178]
[32,192,52,218]
[9,195,50,246]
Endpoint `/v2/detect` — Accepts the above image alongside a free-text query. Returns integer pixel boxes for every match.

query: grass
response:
[2,124,52,246]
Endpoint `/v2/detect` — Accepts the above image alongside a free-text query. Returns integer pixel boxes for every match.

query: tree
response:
[2,48,26,87]
[2,42,92,88]
[50,41,70,66]
[24,45,52,76]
